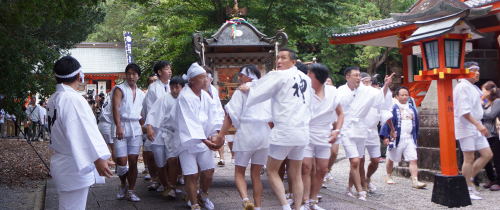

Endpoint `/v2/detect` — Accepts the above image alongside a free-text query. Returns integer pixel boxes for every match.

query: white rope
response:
[202,42,205,66]
[55,68,84,83]
[275,42,279,70]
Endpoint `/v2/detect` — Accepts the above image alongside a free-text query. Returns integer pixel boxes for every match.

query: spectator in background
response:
[325,76,334,86]
[6,112,15,138]
[26,99,41,141]
[38,100,48,141]
[480,81,500,191]
[0,109,4,138]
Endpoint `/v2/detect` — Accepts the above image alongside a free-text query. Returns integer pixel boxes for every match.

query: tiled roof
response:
[67,46,128,74]
[464,0,500,7]
[332,0,500,37]
[332,18,410,37]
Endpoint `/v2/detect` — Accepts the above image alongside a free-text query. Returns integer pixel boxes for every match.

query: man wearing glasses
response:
[337,67,394,201]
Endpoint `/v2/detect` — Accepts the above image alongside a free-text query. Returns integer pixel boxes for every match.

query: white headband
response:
[182,63,206,84]
[55,68,84,83]
[361,77,371,81]
[241,67,258,80]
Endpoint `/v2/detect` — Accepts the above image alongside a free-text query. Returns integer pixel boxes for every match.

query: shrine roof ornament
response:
[192,18,288,56]
[391,0,492,22]
[402,9,486,44]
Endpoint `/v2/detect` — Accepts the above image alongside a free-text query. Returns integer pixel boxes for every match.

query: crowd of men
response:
[44,49,498,210]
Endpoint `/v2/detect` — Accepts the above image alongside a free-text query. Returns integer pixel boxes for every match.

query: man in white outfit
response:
[144,61,171,189]
[337,67,394,201]
[238,48,313,210]
[174,62,223,210]
[300,63,344,210]
[453,62,493,200]
[47,56,113,210]
[111,63,146,202]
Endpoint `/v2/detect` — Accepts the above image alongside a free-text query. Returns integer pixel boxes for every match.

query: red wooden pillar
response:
[111,75,115,89]
[399,46,412,84]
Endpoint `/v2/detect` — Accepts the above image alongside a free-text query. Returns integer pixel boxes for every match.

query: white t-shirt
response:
[0,109,4,123]
[397,102,413,138]
[39,107,47,125]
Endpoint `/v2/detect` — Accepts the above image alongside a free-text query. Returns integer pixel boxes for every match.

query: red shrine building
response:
[68,42,127,94]
[331,0,500,107]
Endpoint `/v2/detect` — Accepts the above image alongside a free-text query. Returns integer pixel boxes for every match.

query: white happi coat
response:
[208,84,225,119]
[364,107,392,146]
[110,82,145,137]
[145,80,170,115]
[98,97,112,134]
[145,93,181,155]
[309,85,341,146]
[454,79,484,139]
[246,66,313,146]
[338,83,392,140]
[172,85,223,153]
[225,81,272,152]
[47,84,111,191]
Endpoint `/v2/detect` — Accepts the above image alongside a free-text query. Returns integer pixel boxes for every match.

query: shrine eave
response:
[330,0,500,47]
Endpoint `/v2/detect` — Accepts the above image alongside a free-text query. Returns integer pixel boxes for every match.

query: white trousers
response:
[58,187,89,210]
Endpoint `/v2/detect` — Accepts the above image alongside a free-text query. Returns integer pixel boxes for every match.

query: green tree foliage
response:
[0,1,105,116]
[91,0,416,87]
[87,0,152,49]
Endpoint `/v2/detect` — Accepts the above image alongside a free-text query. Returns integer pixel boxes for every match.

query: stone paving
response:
[44,144,500,210]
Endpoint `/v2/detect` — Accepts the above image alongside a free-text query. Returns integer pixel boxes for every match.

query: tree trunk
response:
[386,59,402,92]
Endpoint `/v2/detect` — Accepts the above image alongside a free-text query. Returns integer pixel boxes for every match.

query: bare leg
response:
[301,157,313,200]
[157,166,169,188]
[266,157,288,206]
[288,159,304,210]
[185,173,199,205]
[200,169,214,193]
[327,144,339,170]
[309,158,329,200]
[147,152,158,181]
[228,142,235,159]
[348,157,362,192]
[250,164,264,207]
[366,157,380,179]
[359,156,366,188]
[167,158,179,186]
[127,154,139,190]
[386,158,394,175]
[235,165,248,199]
[218,146,225,160]
[473,148,493,178]
[409,160,419,178]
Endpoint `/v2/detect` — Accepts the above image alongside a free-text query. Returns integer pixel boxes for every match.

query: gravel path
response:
[326,145,500,210]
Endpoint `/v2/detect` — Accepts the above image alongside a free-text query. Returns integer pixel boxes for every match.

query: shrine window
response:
[444,39,462,68]
[423,40,439,69]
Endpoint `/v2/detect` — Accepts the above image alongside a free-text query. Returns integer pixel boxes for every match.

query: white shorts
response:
[268,144,305,161]
[303,144,331,159]
[178,150,215,175]
[226,135,235,143]
[102,134,112,144]
[58,187,89,210]
[458,135,490,152]
[364,145,381,158]
[387,137,418,162]
[143,137,152,152]
[234,148,269,167]
[151,144,177,168]
[342,136,365,159]
[114,135,142,157]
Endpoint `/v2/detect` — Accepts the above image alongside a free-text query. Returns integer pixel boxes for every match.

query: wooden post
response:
[436,78,458,175]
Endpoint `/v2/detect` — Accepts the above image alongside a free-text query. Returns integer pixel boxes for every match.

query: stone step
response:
[418,127,440,148]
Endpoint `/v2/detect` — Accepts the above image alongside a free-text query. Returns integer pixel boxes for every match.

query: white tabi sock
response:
[282,204,292,210]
